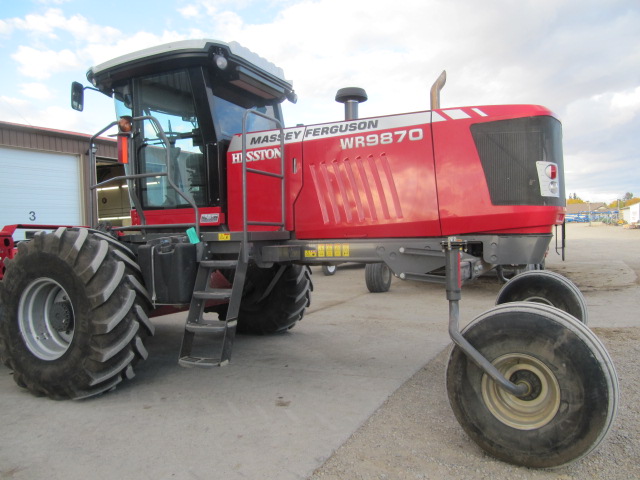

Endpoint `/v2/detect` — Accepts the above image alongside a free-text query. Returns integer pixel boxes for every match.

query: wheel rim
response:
[521,295,554,306]
[18,277,75,361]
[324,265,336,274]
[481,353,560,430]
[382,265,391,284]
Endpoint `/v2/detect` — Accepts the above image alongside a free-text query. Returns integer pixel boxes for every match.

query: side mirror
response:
[71,82,84,111]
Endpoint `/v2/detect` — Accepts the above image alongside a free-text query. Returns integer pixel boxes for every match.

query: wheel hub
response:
[509,369,543,401]
[18,277,75,361]
[481,353,560,430]
[50,302,73,332]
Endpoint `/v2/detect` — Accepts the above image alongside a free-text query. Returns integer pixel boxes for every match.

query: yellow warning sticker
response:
[306,243,350,258]
[218,233,231,241]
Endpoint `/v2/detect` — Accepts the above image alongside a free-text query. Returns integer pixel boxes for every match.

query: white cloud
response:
[32,105,86,132]
[565,148,638,203]
[19,82,53,100]
[12,46,80,78]
[0,95,29,109]
[0,93,111,133]
[9,8,67,38]
[63,13,121,44]
[178,5,200,18]
[80,30,187,67]
[0,18,12,35]
[0,96,33,126]
[610,86,640,124]
[35,0,72,4]
[7,8,121,45]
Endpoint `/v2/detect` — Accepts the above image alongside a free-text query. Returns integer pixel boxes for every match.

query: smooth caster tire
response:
[365,263,392,293]
[446,302,618,468]
[322,264,337,276]
[496,270,588,324]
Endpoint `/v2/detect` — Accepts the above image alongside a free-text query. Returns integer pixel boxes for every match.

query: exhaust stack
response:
[335,87,368,120]
[430,70,447,110]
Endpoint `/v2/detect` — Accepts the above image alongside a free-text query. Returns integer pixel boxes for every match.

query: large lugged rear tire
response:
[446,302,618,468]
[0,228,153,399]
[237,264,312,335]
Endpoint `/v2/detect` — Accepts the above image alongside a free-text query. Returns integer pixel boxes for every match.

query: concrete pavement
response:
[2,223,634,479]
[0,263,498,480]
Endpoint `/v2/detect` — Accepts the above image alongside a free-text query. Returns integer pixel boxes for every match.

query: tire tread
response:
[0,227,153,400]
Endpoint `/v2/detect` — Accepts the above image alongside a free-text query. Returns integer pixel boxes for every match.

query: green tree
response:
[609,195,640,208]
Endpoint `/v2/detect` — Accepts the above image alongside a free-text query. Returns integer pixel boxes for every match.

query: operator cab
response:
[84,39,295,216]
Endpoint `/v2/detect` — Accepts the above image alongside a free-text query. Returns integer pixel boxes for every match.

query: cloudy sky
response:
[1,0,638,203]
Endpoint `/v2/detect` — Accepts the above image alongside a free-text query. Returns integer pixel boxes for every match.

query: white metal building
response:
[0,121,122,239]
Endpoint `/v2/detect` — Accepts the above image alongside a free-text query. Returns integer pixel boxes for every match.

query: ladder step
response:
[193,289,232,301]
[179,244,247,369]
[200,260,238,269]
[185,319,233,334]
[178,355,219,368]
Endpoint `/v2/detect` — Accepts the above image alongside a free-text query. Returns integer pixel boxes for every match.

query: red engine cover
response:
[226,105,565,239]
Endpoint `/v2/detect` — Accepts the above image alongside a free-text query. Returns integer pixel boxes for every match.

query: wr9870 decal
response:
[339,128,424,150]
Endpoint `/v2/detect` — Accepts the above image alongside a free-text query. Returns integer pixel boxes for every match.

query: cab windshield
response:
[113,67,283,211]
[212,95,278,138]
[117,69,207,209]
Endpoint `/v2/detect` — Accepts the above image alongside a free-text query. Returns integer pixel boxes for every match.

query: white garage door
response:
[0,146,82,239]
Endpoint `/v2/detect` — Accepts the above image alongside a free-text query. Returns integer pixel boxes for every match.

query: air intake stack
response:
[335,87,368,120]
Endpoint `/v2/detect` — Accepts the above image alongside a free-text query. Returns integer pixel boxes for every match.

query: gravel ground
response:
[310,225,640,480]
[310,327,640,480]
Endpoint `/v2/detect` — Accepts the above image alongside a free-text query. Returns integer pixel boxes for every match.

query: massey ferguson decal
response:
[229,108,490,160]
[249,129,304,145]
[304,119,379,138]
[304,112,430,141]
[232,126,305,151]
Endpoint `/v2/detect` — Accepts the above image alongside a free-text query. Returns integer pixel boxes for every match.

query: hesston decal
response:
[230,147,282,164]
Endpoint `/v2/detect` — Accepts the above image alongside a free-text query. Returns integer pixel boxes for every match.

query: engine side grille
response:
[471,116,565,206]
[309,154,404,225]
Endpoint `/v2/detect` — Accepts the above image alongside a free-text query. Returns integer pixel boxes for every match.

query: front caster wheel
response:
[446,302,618,468]
[365,263,392,293]
[322,264,337,276]
[496,270,588,324]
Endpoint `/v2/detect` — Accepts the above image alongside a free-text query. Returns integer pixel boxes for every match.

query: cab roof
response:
[86,39,294,102]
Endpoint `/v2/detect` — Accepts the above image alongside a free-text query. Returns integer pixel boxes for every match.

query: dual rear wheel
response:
[447,270,617,468]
